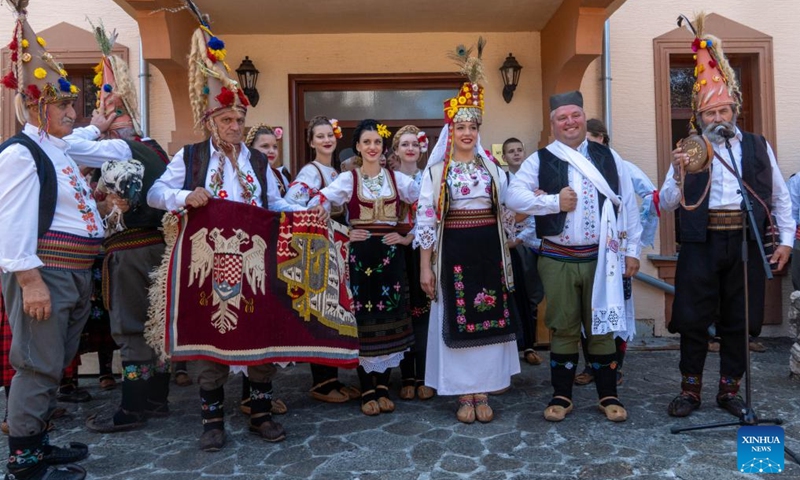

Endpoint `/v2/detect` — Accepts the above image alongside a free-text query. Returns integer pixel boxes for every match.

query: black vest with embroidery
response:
[679,132,772,243]
[0,133,57,238]
[534,142,619,237]
[181,140,269,208]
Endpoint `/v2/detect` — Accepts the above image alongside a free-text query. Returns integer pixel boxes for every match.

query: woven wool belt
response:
[707,209,743,231]
[443,208,496,229]
[37,231,103,271]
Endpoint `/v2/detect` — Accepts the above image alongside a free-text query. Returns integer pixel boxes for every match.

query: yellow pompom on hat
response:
[678,12,741,120]
[1,0,78,121]
[89,19,142,137]
[183,0,249,130]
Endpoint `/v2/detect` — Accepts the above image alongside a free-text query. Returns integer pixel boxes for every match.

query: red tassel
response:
[26,84,41,100]
[8,38,17,51]
[236,89,249,107]
[709,59,717,69]
[652,190,661,217]
[1,71,17,90]
[206,49,218,63]
[10,51,17,62]
[215,87,235,107]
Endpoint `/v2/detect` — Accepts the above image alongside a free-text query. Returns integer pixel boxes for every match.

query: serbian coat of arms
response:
[145,199,359,367]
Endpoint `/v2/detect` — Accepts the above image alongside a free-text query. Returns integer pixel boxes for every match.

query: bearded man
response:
[660,13,793,419]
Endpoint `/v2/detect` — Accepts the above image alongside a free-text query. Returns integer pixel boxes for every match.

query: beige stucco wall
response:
[0,0,173,150]
[579,0,800,335]
[224,32,542,164]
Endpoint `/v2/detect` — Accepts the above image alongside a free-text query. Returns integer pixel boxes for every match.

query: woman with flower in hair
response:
[286,116,341,207]
[285,115,359,404]
[415,39,520,424]
[390,125,435,401]
[310,119,420,415]
[246,124,290,194]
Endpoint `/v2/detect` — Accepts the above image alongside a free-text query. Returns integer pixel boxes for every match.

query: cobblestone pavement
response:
[7,338,800,479]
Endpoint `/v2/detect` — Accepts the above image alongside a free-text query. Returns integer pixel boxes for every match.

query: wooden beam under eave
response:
[133,6,203,153]
[539,0,617,147]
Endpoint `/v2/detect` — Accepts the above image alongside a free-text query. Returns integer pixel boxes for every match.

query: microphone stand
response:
[671,133,789,441]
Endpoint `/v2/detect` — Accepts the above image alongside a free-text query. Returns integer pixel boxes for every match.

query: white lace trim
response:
[359,350,408,373]
[591,304,626,335]
[413,225,437,250]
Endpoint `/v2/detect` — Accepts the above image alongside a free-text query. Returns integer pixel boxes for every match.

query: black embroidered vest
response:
[534,142,620,237]
[181,140,269,208]
[678,132,772,243]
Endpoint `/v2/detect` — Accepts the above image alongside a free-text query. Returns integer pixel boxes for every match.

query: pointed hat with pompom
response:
[183,0,248,130]
[89,19,142,136]
[1,0,78,114]
[678,12,741,117]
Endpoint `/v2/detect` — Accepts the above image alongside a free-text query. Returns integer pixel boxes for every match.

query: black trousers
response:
[668,231,766,378]
[510,245,544,351]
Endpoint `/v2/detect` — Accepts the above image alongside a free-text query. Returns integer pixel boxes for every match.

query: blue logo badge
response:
[737,426,784,474]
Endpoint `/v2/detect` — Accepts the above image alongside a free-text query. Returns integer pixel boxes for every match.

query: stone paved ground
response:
[7,338,800,479]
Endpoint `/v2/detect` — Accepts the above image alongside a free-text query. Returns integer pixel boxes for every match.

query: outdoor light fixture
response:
[236,56,260,107]
[499,53,522,103]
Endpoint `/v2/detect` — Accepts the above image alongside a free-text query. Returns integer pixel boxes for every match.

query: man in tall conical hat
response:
[146,0,313,452]
[506,90,643,424]
[0,2,125,479]
[661,13,793,419]
[90,19,142,137]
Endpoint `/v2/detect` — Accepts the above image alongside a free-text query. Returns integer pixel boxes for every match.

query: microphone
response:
[713,124,736,139]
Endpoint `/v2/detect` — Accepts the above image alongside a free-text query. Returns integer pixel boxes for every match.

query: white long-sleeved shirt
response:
[786,173,800,227]
[659,127,794,246]
[506,140,642,259]
[0,124,104,272]
[147,139,304,213]
[623,160,658,248]
[64,125,133,167]
[308,168,420,224]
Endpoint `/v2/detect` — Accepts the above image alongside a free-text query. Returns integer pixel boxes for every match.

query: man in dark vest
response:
[0,3,124,479]
[56,21,175,434]
[146,4,311,452]
[507,91,642,423]
[661,14,793,419]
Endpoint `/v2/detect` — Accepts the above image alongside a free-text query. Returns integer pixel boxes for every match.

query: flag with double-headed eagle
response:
[145,199,358,367]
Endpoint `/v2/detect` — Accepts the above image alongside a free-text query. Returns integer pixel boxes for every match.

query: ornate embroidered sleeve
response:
[412,169,438,250]
[413,224,437,250]
[285,165,320,207]
[500,205,517,241]
[266,169,305,212]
